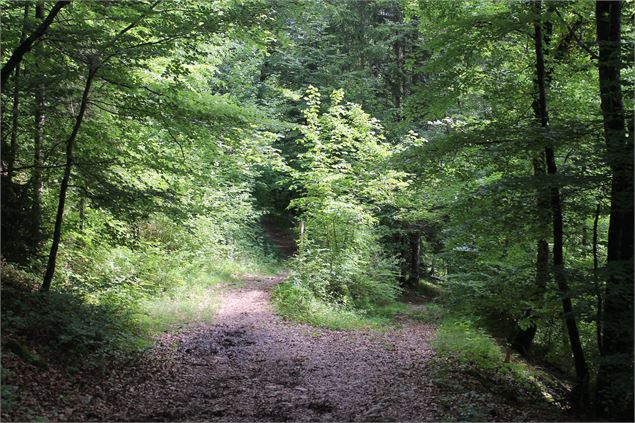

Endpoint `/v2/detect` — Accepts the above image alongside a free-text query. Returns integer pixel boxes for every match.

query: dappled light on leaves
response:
[1,0,632,421]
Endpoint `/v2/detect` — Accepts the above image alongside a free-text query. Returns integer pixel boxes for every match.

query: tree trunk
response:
[534,0,590,407]
[32,2,45,247]
[393,39,402,111]
[6,4,31,182]
[1,0,69,86]
[397,232,407,285]
[512,3,554,357]
[407,231,421,287]
[512,231,548,356]
[8,64,21,182]
[298,220,305,253]
[594,1,634,420]
[592,202,603,356]
[79,195,85,231]
[41,66,97,292]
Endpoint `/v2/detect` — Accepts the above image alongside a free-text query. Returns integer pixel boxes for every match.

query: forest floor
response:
[3,272,575,422]
[105,274,440,421]
[2,273,440,421]
[2,219,577,422]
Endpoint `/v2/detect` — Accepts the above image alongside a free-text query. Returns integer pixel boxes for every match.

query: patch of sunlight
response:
[137,273,224,334]
[542,390,556,403]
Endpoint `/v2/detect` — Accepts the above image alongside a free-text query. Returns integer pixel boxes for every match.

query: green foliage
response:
[434,317,504,370]
[283,87,406,313]
[0,368,16,412]
[138,280,220,334]
[1,1,632,418]
[1,0,286,374]
[2,183,282,365]
[431,314,572,421]
[1,267,148,366]
[272,282,399,331]
[407,302,446,323]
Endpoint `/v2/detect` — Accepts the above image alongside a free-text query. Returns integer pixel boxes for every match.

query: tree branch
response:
[554,8,599,60]
[12,159,119,172]
[97,75,163,96]
[1,0,70,86]
[166,127,186,159]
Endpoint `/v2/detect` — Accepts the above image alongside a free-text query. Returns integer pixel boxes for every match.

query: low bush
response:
[408,302,446,323]
[433,317,504,370]
[0,368,16,412]
[1,269,147,367]
[276,87,406,325]
[430,315,571,420]
[272,282,398,330]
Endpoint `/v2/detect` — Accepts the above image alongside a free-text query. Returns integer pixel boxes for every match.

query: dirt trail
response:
[261,215,298,257]
[106,275,440,421]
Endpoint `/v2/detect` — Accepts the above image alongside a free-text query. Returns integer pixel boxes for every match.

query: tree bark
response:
[6,4,31,182]
[7,65,21,182]
[534,0,589,407]
[32,2,45,247]
[407,231,421,287]
[592,202,603,356]
[594,1,634,420]
[41,66,97,292]
[1,0,70,86]
[512,3,555,357]
[512,232,548,356]
[79,195,85,231]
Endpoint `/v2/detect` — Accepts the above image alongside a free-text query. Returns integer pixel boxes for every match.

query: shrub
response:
[1,271,147,366]
[272,282,392,330]
[433,317,504,370]
[285,87,406,316]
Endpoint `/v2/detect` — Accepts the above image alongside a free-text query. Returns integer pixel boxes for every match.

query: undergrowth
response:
[272,282,405,330]
[1,213,282,373]
[430,312,571,421]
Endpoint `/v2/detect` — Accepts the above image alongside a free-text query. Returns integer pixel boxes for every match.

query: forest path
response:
[105,274,440,421]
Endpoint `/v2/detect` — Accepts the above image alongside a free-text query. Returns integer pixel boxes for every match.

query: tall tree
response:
[41,64,96,292]
[6,4,30,182]
[594,1,634,419]
[32,1,46,248]
[533,0,590,406]
[37,0,269,291]
[40,0,164,291]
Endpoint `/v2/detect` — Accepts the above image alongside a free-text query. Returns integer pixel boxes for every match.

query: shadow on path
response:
[260,214,297,258]
[98,275,439,422]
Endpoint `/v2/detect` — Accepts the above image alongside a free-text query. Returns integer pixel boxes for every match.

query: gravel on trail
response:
[102,275,441,422]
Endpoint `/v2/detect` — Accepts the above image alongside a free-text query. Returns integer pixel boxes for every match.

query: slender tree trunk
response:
[298,220,305,253]
[592,202,603,356]
[6,4,31,182]
[513,153,551,356]
[407,231,421,287]
[41,66,97,292]
[393,39,402,111]
[534,0,590,406]
[595,1,634,419]
[8,64,21,182]
[32,2,45,247]
[8,73,21,181]
[79,195,85,232]
[398,232,408,285]
[512,4,554,356]
[512,235,548,355]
